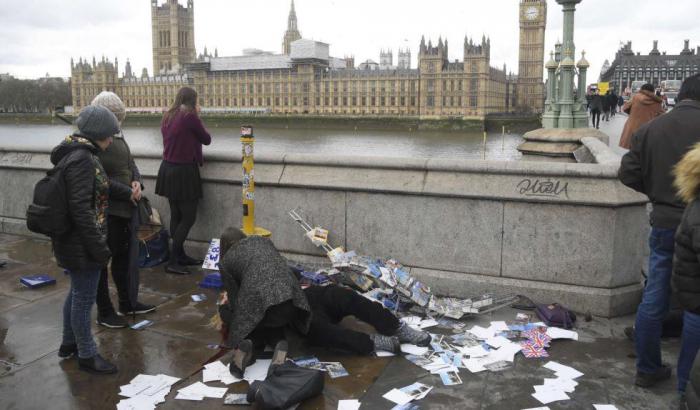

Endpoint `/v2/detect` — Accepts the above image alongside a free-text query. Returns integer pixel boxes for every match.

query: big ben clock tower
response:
[517,0,547,113]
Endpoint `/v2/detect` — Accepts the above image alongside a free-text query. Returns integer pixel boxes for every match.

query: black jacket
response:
[673,198,700,314]
[50,136,132,272]
[618,100,700,228]
[589,94,604,112]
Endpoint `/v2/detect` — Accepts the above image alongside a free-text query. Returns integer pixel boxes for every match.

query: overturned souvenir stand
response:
[0,137,647,317]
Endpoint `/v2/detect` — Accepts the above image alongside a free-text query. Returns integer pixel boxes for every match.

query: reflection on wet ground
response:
[0,233,680,409]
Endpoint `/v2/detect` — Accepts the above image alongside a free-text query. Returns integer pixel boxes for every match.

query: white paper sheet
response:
[468,325,495,340]
[243,359,271,383]
[531,389,570,404]
[460,345,489,358]
[177,381,227,399]
[546,327,579,341]
[486,336,511,348]
[543,361,584,379]
[376,350,396,357]
[489,321,510,332]
[338,399,361,410]
[400,344,429,356]
[593,405,619,410]
[382,388,413,406]
[418,318,439,329]
[521,407,551,410]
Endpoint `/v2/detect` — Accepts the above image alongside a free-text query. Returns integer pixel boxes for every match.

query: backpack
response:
[246,362,324,409]
[26,159,70,237]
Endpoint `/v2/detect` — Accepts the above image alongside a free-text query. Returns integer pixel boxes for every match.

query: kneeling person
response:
[216,227,430,377]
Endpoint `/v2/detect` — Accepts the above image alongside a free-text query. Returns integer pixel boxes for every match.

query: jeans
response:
[635,227,676,374]
[678,311,700,392]
[96,215,131,316]
[62,268,101,359]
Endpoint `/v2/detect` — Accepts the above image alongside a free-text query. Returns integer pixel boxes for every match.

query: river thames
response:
[0,123,525,160]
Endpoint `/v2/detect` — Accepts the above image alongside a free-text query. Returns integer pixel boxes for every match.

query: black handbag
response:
[246,362,324,409]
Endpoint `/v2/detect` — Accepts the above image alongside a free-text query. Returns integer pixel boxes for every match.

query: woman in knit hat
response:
[91,92,155,329]
[54,105,133,374]
[155,87,211,275]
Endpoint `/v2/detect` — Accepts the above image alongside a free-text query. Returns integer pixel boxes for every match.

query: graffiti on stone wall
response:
[0,153,33,165]
[516,178,569,199]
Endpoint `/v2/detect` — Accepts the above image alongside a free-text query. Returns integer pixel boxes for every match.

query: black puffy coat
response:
[49,135,132,272]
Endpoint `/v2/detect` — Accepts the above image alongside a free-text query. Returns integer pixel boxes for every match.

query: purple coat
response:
[161,110,211,165]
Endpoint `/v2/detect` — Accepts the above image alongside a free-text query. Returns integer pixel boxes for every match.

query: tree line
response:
[0,77,72,113]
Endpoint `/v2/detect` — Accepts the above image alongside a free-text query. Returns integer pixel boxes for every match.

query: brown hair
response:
[162,86,198,125]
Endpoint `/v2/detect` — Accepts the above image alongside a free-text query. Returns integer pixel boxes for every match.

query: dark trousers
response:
[304,285,400,354]
[96,215,131,316]
[168,198,198,262]
[591,109,601,128]
[244,286,400,355]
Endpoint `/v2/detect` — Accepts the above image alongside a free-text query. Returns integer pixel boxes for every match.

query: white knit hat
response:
[91,91,126,123]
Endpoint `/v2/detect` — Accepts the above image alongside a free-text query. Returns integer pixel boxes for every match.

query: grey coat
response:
[220,236,311,348]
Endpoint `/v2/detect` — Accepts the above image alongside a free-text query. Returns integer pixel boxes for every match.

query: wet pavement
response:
[0,233,682,410]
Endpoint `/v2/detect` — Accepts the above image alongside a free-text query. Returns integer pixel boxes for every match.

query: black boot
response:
[178,254,204,266]
[58,344,77,358]
[229,339,254,379]
[267,340,289,377]
[78,354,118,374]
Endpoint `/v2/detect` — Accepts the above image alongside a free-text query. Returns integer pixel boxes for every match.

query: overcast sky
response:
[1,0,698,81]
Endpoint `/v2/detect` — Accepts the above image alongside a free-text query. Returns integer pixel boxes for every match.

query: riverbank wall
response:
[0,113,541,133]
[0,140,648,317]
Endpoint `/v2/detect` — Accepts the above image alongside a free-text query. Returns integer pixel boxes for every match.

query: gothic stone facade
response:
[600,40,700,92]
[71,0,546,119]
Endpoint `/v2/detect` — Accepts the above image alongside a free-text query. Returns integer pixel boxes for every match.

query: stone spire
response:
[282,0,302,54]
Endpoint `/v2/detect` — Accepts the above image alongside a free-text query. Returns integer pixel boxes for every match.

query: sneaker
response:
[118,302,156,316]
[96,313,128,329]
[78,353,118,374]
[395,322,431,347]
[635,364,672,388]
[371,334,401,354]
[58,343,77,358]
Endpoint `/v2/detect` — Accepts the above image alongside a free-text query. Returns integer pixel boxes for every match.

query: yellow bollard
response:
[240,125,271,237]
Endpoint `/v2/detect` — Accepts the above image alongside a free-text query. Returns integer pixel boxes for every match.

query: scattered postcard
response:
[543,361,584,379]
[191,293,207,302]
[484,360,512,372]
[439,370,463,386]
[593,405,619,410]
[546,327,579,341]
[383,388,414,406]
[323,362,349,379]
[401,344,429,356]
[130,320,154,330]
[399,382,432,400]
[224,393,250,405]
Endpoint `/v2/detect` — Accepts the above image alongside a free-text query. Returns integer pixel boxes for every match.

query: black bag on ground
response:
[138,229,170,268]
[26,160,70,237]
[246,362,324,409]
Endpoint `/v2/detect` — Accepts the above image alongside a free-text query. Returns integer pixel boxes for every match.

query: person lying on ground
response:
[216,227,431,378]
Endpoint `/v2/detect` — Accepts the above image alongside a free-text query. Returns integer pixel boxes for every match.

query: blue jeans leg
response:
[61,268,101,359]
[635,227,676,374]
[678,311,700,392]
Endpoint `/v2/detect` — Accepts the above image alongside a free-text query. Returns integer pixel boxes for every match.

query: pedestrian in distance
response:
[618,74,700,390]
[589,89,603,129]
[609,90,619,118]
[617,95,625,114]
[155,86,211,275]
[603,90,613,121]
[54,105,134,374]
[216,227,431,379]
[618,83,666,149]
[90,92,156,329]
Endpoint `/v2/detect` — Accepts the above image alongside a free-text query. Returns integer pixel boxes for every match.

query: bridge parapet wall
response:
[0,145,648,317]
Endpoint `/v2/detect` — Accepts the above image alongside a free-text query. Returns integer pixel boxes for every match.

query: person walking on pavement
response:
[609,90,619,118]
[155,87,211,275]
[589,89,603,129]
[603,90,613,121]
[619,83,666,149]
[617,95,625,114]
[618,74,700,389]
[91,92,156,328]
[55,106,134,374]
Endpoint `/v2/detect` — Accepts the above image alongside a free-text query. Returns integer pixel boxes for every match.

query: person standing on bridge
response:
[619,74,700,390]
[618,83,665,149]
[91,92,156,329]
[155,87,211,275]
[54,106,134,374]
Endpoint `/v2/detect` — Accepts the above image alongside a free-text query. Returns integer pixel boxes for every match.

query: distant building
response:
[71,0,546,118]
[0,73,13,82]
[600,40,700,92]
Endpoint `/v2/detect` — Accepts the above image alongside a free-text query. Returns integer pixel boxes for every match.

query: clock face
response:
[525,6,539,20]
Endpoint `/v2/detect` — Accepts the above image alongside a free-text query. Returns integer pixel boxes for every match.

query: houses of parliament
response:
[71,0,546,119]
